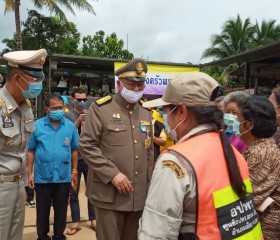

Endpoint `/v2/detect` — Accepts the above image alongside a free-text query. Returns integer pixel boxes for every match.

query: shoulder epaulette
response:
[95,95,112,106]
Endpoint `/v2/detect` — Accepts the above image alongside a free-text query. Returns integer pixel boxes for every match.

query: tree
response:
[4,0,95,50]
[2,10,81,55]
[250,19,280,48]
[202,15,255,60]
[201,15,280,89]
[82,31,134,59]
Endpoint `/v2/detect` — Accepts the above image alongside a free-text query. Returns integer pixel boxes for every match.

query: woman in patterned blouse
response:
[269,87,280,147]
[237,95,280,240]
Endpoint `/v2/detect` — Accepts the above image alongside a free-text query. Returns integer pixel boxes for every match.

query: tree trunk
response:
[15,0,22,50]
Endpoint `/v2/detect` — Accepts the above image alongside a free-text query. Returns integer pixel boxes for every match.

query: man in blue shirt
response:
[64,88,96,235]
[27,93,79,240]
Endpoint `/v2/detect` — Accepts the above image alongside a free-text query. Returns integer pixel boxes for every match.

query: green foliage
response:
[1,37,17,55]
[201,15,280,89]
[202,15,280,61]
[0,66,7,77]
[201,66,224,85]
[202,64,244,88]
[3,0,95,50]
[2,10,81,54]
[82,31,134,59]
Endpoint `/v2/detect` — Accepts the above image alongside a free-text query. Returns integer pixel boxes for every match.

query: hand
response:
[111,172,133,196]
[28,174,35,188]
[71,173,78,190]
[76,114,87,125]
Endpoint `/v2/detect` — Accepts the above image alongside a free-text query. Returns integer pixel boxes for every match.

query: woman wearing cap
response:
[138,72,262,240]
[237,95,280,240]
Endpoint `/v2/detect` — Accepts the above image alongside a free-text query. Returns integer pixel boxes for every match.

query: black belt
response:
[0,171,23,183]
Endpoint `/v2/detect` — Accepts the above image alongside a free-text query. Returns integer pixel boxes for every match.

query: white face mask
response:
[238,120,249,138]
[120,82,144,103]
[166,106,186,141]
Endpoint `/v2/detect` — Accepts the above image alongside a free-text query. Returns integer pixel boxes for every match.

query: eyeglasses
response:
[120,80,146,91]
[75,98,87,102]
[20,74,44,83]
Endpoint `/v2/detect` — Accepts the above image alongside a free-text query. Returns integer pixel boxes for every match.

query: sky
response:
[1,0,280,65]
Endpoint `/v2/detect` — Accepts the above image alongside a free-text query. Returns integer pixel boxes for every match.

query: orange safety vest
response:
[168,132,263,240]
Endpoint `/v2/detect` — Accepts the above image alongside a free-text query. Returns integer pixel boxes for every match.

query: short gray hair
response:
[223,91,249,110]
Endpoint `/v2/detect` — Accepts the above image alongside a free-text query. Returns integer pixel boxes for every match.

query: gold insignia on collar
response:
[40,57,45,65]
[162,160,185,178]
[95,95,112,106]
[136,62,144,75]
[0,98,4,108]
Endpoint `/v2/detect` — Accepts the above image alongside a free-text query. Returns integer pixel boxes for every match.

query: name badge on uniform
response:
[140,120,150,126]
[112,113,123,124]
[2,115,14,128]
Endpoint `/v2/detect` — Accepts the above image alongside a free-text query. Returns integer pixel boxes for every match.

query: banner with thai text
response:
[114,62,199,95]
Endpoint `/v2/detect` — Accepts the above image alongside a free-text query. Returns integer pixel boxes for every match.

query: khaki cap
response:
[143,72,220,108]
[3,49,47,78]
[115,58,147,82]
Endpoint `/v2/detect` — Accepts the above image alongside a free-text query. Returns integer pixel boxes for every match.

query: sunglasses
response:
[75,98,87,102]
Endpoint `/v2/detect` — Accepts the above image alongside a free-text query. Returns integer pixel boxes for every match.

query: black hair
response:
[271,87,280,105]
[172,105,247,199]
[237,96,277,138]
[71,88,87,98]
[45,93,63,107]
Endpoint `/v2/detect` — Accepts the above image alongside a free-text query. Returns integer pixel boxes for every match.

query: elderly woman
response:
[223,91,248,153]
[237,95,280,240]
[269,87,280,147]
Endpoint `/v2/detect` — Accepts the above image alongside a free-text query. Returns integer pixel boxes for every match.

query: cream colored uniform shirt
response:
[138,124,215,240]
[0,85,34,175]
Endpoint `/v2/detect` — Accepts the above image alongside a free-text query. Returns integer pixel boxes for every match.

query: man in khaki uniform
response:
[0,49,47,240]
[79,58,154,240]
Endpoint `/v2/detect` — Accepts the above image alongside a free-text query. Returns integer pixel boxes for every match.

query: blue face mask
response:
[19,75,43,99]
[224,113,241,136]
[49,110,64,121]
[75,100,86,110]
[162,114,170,133]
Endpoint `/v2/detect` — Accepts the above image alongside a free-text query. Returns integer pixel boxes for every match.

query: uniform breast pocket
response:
[0,126,20,149]
[106,124,128,146]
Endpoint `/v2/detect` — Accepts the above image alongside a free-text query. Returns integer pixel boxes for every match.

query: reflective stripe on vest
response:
[169,132,263,240]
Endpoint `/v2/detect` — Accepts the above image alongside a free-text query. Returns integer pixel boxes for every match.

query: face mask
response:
[49,110,64,121]
[75,100,86,110]
[120,82,143,103]
[162,114,170,133]
[224,113,240,136]
[223,113,237,129]
[19,75,43,99]
[231,121,240,136]
[237,120,249,138]
[166,106,186,141]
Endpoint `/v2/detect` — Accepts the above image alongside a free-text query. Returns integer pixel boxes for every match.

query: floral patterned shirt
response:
[243,137,280,206]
